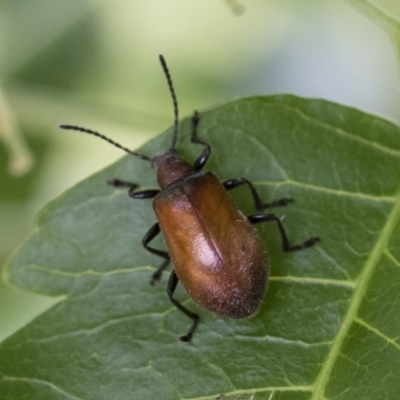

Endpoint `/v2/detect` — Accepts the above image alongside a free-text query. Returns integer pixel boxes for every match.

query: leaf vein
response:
[183,385,313,400]
[277,102,400,157]
[269,276,355,288]
[256,180,396,203]
[20,263,151,278]
[355,318,400,352]
[0,376,83,400]
[385,250,400,269]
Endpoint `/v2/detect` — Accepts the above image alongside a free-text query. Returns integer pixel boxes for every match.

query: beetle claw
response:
[179,334,192,343]
[305,237,321,247]
[150,271,162,285]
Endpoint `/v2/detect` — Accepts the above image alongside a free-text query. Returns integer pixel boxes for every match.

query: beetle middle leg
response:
[142,223,170,284]
[223,177,293,210]
[248,213,320,252]
[167,270,199,343]
[110,181,166,282]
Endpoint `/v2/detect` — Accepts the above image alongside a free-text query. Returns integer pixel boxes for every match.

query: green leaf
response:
[1,95,400,400]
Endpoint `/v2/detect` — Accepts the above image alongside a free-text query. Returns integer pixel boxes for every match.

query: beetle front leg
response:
[108,179,160,199]
[248,213,320,252]
[108,179,138,190]
[142,223,170,284]
[191,111,211,171]
[167,270,199,343]
[223,178,293,210]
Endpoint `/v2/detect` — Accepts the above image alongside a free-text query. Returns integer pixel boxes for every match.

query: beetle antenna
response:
[59,124,151,161]
[159,54,179,150]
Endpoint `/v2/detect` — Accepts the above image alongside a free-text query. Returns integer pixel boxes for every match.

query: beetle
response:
[60,55,320,342]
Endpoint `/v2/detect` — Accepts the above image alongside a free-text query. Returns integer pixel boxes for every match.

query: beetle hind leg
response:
[167,270,199,342]
[248,213,320,252]
[145,228,200,342]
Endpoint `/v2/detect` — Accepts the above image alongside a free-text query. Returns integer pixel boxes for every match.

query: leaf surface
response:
[1,95,400,400]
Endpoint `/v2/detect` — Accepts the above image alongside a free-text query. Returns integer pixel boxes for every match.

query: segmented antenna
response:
[159,54,179,149]
[59,125,151,161]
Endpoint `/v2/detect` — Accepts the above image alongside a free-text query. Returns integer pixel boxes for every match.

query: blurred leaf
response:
[222,0,245,15]
[1,0,97,76]
[12,13,101,91]
[1,96,400,399]
[0,87,35,177]
[344,0,400,78]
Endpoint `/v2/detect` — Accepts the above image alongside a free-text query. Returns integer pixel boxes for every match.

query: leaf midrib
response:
[310,187,400,399]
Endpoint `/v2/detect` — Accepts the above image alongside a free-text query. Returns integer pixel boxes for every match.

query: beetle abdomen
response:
[154,172,269,318]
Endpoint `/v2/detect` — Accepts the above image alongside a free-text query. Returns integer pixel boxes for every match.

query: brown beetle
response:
[60,55,319,342]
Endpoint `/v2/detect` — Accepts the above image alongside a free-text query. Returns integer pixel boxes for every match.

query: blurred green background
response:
[1,0,399,342]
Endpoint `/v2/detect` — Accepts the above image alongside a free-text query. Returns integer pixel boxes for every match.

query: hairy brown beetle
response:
[60,55,319,342]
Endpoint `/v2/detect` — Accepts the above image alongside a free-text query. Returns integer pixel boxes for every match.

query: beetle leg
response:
[108,179,138,190]
[142,223,170,284]
[129,189,160,199]
[108,179,160,199]
[248,213,320,252]
[223,177,293,210]
[151,259,170,285]
[167,270,200,342]
[191,111,211,171]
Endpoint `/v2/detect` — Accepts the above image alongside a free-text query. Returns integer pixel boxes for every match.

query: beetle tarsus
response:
[150,271,162,285]
[285,236,321,252]
[180,316,199,343]
[291,237,321,251]
[108,179,160,199]
[129,189,160,199]
[108,179,138,190]
[150,259,170,285]
[265,197,293,208]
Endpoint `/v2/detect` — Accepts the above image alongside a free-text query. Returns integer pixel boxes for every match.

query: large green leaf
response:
[1,95,400,399]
